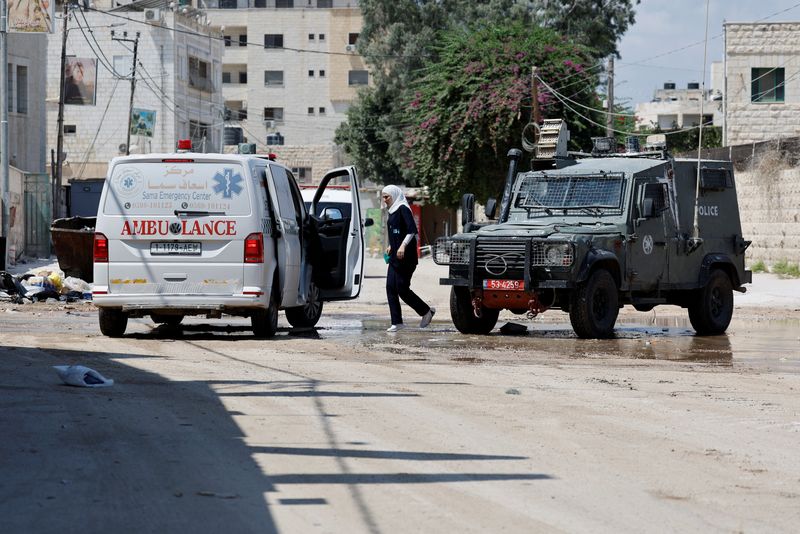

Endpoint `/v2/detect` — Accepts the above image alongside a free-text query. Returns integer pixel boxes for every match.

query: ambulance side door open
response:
[311,166,364,300]
[265,164,303,307]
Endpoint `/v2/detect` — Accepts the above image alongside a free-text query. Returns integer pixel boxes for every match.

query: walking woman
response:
[382,185,435,332]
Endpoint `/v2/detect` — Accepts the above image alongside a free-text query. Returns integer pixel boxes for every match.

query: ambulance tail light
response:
[244,233,264,263]
[94,233,109,263]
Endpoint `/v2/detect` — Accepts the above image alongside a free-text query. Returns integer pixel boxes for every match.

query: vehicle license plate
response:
[150,242,201,255]
[483,279,525,291]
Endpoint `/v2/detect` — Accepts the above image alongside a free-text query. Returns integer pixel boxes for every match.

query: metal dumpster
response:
[51,216,96,282]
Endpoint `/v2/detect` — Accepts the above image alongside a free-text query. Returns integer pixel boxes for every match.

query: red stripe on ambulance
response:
[121,220,237,236]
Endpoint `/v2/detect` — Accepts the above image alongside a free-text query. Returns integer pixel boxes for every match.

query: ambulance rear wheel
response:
[450,287,499,335]
[285,281,323,328]
[99,308,128,337]
[688,268,733,335]
[252,295,278,338]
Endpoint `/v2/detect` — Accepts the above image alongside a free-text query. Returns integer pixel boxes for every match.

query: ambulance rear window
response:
[103,163,251,216]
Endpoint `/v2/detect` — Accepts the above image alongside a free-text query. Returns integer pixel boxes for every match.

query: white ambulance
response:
[92,143,365,338]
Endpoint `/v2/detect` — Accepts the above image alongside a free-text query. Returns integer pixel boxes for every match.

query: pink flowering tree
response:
[400,23,601,206]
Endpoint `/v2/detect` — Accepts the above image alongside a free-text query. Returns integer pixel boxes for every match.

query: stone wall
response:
[736,151,800,266]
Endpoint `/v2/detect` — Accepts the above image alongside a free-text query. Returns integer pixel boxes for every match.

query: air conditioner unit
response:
[145,9,162,23]
[345,44,356,53]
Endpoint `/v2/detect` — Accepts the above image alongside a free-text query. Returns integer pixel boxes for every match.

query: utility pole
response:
[606,56,614,137]
[112,31,140,155]
[531,66,541,125]
[1,0,9,265]
[55,0,70,220]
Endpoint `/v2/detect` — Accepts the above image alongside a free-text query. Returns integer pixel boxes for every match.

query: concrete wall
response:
[736,155,800,265]
[725,22,800,145]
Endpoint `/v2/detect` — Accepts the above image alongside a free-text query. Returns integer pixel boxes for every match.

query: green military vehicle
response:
[434,125,751,338]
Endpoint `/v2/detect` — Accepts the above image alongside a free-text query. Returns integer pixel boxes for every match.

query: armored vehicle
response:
[434,128,751,338]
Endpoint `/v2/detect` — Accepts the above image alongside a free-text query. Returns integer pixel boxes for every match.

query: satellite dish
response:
[118,143,127,153]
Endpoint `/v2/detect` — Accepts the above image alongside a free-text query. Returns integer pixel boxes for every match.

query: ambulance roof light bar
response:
[176,139,192,152]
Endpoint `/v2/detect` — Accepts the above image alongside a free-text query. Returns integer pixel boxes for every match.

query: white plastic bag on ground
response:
[54,365,114,387]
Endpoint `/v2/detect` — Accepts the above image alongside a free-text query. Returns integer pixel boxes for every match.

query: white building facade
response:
[46,1,224,183]
[724,22,800,146]
[635,81,722,131]
[205,0,367,184]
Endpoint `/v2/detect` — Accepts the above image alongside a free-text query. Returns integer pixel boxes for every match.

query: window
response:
[254,0,266,6]
[6,64,12,112]
[266,133,285,145]
[16,66,27,114]
[308,107,315,115]
[238,108,248,120]
[318,34,325,41]
[264,34,284,49]
[189,120,210,147]
[308,33,315,41]
[238,71,247,84]
[224,127,244,146]
[319,69,325,78]
[222,72,231,84]
[223,35,232,47]
[292,167,312,183]
[752,67,785,103]
[348,33,359,45]
[219,0,237,7]
[318,106,325,115]
[263,107,284,121]
[188,56,213,91]
[308,70,314,77]
[348,70,369,86]
[276,0,294,6]
[264,70,284,86]
[239,35,247,47]
[317,0,332,7]
[64,124,77,134]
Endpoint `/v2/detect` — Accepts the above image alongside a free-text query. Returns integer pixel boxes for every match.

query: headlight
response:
[533,242,574,266]
[434,238,471,265]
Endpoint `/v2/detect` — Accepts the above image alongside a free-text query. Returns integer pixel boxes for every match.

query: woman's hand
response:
[385,246,391,255]
[397,245,406,260]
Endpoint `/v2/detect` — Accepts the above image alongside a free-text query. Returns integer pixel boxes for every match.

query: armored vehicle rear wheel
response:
[252,294,279,338]
[450,287,499,335]
[569,269,619,339]
[99,308,128,337]
[286,281,323,328]
[688,268,733,335]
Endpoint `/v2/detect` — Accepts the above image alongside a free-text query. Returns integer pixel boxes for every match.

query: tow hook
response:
[526,293,542,319]
[471,294,484,318]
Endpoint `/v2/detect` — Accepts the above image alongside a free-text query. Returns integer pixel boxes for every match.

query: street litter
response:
[0,267,93,303]
[499,322,528,336]
[54,365,114,387]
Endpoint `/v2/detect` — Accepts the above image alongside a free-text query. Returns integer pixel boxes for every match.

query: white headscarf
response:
[381,184,410,214]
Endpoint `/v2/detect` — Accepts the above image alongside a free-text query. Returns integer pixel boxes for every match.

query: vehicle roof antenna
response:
[689,0,711,253]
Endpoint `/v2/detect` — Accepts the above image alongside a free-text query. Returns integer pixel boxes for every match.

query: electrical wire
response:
[537,76,636,118]
[75,78,121,179]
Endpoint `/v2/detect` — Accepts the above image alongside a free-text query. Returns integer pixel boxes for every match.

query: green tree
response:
[335,0,639,187]
[399,23,601,206]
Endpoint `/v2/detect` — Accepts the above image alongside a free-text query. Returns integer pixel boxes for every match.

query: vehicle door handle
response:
[164,273,187,281]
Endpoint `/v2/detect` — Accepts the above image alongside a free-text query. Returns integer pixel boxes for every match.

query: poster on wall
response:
[8,0,55,33]
[130,109,156,137]
[64,57,97,106]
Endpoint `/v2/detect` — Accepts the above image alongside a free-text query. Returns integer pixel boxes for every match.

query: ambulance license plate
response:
[483,279,525,291]
[150,242,201,256]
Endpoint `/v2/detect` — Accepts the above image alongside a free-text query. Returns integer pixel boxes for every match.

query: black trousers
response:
[386,263,430,325]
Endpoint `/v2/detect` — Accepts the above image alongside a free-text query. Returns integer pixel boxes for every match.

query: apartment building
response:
[205,0,366,183]
[724,22,800,145]
[46,1,223,185]
[635,80,722,131]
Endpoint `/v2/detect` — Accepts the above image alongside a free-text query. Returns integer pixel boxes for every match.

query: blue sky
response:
[615,0,800,106]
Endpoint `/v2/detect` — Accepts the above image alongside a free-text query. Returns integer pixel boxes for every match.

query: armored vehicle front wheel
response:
[569,269,619,339]
[99,308,128,337]
[688,268,733,335]
[252,295,279,338]
[450,287,499,335]
[285,281,324,328]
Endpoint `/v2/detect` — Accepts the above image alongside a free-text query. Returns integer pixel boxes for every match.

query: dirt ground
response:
[0,257,798,533]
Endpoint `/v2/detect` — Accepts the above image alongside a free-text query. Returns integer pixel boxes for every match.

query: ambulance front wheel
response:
[99,308,128,337]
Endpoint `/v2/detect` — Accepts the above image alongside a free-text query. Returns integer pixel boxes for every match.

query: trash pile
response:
[0,267,92,304]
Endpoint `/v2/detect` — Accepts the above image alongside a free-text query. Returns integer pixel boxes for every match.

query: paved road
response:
[1,258,799,533]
